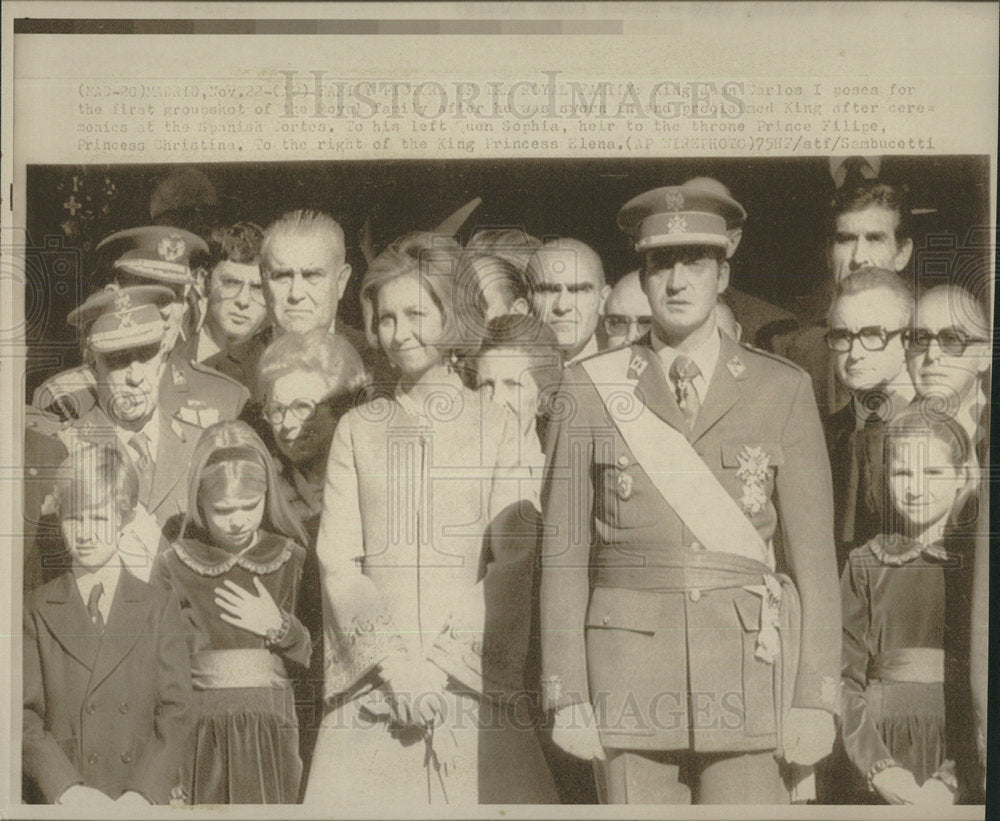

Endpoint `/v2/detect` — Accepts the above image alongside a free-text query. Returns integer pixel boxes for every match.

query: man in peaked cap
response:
[32,225,248,429]
[538,182,841,804]
[24,284,223,589]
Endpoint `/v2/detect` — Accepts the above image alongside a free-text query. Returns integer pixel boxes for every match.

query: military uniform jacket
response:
[539,331,841,752]
[23,570,192,803]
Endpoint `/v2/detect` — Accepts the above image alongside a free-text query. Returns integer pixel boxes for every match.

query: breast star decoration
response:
[736,445,771,515]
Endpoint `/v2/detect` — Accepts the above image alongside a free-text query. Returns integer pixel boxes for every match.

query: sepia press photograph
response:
[17,155,992,811]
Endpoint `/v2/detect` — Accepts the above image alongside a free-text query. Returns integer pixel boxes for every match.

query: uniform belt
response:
[191,648,287,690]
[869,647,944,684]
[592,549,773,591]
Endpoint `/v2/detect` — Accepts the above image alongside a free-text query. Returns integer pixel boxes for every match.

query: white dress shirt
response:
[651,325,722,405]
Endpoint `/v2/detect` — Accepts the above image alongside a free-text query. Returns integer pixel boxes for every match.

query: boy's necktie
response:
[670,355,702,431]
[87,582,105,632]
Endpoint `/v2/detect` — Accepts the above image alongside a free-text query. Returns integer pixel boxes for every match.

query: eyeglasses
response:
[901,328,990,355]
[824,326,904,352]
[263,398,324,426]
[605,314,653,336]
[214,277,266,306]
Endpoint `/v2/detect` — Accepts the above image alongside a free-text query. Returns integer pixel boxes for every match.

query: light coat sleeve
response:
[315,411,403,699]
[775,369,842,715]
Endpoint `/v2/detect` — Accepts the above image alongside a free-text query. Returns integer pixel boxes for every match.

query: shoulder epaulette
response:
[738,341,807,374]
[187,358,251,393]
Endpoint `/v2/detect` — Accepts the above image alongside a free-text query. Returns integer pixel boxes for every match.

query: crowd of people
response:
[21,166,991,807]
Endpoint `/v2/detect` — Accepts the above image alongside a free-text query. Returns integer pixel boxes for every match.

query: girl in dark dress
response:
[840,408,975,807]
[150,420,310,804]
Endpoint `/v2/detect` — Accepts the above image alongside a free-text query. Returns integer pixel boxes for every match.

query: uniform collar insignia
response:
[171,364,186,386]
[726,355,746,378]
[627,352,648,380]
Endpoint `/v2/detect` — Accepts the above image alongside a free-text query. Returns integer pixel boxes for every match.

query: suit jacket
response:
[539,331,841,752]
[771,323,850,416]
[23,569,192,803]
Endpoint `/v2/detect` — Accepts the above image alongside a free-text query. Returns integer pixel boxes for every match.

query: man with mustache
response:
[539,182,841,804]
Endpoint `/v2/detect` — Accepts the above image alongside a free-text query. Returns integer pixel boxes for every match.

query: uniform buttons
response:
[601,615,610,626]
[28,467,38,476]
[121,751,134,764]
[85,703,96,715]
[689,589,702,602]
[87,753,99,766]
[617,455,629,468]
[119,703,129,715]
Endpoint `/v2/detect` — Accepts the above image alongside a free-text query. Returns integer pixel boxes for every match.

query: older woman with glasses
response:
[304,233,557,808]
[256,328,370,794]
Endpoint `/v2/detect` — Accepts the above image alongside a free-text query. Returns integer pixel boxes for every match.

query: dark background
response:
[24,155,991,397]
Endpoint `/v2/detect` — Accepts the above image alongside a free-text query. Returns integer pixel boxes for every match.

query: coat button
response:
[121,751,134,764]
[85,703,96,715]
[601,615,610,626]
[617,455,629,468]
[119,703,129,715]
[689,589,702,602]
[87,753,99,766]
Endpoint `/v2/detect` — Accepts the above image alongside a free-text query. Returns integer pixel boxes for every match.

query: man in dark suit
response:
[821,268,915,572]
[539,184,841,804]
[772,181,915,415]
[206,209,392,406]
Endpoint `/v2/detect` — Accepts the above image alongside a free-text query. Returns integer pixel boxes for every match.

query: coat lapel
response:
[690,333,746,443]
[88,570,153,693]
[146,410,191,514]
[35,573,102,671]
[629,343,689,434]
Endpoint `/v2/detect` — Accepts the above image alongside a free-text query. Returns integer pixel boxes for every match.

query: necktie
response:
[843,412,884,545]
[670,355,702,430]
[130,432,153,502]
[87,582,105,632]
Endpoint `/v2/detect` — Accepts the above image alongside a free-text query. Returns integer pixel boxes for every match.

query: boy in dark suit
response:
[23,441,192,806]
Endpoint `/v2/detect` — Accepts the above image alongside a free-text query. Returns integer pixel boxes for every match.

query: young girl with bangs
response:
[150,420,311,804]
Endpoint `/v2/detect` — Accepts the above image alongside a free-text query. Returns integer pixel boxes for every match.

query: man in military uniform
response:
[539,184,841,804]
[24,284,230,589]
[32,226,248,425]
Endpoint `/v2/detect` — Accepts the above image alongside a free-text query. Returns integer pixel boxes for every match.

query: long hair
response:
[182,419,308,546]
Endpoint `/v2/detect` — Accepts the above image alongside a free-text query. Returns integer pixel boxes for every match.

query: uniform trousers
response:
[599,747,789,804]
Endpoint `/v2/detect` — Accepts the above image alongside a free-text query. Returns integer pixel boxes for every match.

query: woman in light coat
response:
[304,233,557,808]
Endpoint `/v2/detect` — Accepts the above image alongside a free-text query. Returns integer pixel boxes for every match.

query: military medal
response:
[736,445,771,515]
[616,470,634,501]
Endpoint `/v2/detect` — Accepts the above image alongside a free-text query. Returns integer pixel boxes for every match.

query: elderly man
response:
[774,181,915,414]
[32,226,248,425]
[526,238,611,365]
[602,271,652,350]
[207,209,390,399]
[24,284,220,589]
[822,268,916,571]
[539,183,841,805]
